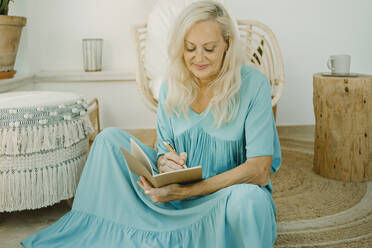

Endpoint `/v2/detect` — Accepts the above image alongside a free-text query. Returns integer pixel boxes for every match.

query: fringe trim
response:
[0,115,94,155]
[0,138,89,170]
[0,153,88,212]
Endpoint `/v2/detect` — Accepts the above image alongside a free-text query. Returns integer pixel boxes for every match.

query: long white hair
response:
[165,0,244,128]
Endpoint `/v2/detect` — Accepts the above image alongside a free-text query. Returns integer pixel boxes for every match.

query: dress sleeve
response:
[155,83,174,160]
[244,77,281,173]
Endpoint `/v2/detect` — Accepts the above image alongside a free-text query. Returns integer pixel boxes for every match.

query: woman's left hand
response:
[137,176,188,203]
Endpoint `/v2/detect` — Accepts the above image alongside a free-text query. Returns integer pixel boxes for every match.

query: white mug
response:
[327,55,350,74]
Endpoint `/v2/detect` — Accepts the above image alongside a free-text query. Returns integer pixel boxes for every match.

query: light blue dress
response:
[22,65,281,248]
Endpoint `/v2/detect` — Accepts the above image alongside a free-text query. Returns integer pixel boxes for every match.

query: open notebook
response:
[120,138,202,188]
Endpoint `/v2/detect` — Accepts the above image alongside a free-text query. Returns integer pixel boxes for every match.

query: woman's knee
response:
[226,184,272,219]
[226,184,276,247]
[95,127,131,147]
[94,128,156,158]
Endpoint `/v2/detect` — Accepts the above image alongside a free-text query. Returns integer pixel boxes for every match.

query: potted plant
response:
[0,0,26,79]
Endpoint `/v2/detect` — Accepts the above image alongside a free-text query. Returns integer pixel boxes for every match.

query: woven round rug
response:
[272,150,372,247]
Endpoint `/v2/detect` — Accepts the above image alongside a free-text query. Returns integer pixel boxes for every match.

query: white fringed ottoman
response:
[0,91,94,212]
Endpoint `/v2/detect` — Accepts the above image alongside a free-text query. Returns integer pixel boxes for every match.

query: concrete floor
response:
[0,201,70,247]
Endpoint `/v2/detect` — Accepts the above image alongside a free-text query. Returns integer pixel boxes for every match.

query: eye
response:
[186,47,196,52]
[204,46,216,52]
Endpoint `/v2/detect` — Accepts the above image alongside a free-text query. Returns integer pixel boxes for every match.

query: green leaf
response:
[251,39,264,65]
[0,0,10,15]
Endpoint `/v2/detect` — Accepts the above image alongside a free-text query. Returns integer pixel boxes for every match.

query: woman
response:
[22,1,281,247]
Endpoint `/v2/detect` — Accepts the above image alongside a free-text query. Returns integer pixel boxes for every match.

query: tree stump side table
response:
[313,73,372,182]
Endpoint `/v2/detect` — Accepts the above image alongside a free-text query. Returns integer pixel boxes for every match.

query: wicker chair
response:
[132,20,284,120]
[87,98,101,144]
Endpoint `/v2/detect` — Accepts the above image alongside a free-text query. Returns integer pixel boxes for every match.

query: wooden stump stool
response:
[313,73,372,182]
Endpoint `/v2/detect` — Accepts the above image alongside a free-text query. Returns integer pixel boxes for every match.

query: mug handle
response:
[327,58,334,71]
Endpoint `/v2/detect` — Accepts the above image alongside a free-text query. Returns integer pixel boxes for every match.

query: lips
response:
[193,64,209,70]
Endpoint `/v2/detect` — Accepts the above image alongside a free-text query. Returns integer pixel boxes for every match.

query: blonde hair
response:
[165,0,244,128]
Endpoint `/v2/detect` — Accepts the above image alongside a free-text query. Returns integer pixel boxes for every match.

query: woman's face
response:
[183,20,228,86]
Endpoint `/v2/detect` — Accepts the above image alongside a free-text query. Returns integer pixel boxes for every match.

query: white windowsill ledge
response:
[0,70,136,93]
[34,70,136,83]
[0,74,34,93]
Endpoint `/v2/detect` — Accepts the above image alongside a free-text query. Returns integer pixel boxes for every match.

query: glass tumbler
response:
[82,38,103,72]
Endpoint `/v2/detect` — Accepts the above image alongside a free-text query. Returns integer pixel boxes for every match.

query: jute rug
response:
[273,150,372,247]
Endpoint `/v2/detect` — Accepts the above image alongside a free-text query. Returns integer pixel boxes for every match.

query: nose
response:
[194,48,205,63]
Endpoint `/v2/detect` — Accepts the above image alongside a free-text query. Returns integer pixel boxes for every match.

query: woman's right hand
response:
[157,152,187,173]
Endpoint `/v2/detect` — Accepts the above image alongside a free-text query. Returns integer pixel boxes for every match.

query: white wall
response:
[9,0,372,127]
[10,0,41,73]
[14,0,156,73]
[33,81,157,129]
[226,0,372,125]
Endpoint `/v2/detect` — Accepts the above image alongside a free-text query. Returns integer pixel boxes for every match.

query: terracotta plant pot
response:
[0,15,26,79]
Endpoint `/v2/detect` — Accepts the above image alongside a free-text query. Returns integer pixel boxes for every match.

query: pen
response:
[163,141,187,169]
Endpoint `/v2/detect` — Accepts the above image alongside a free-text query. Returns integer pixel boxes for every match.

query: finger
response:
[165,152,184,165]
[179,152,187,165]
[160,156,183,170]
[140,176,153,190]
[159,166,168,173]
[160,164,180,173]
[164,152,182,163]
[160,164,176,173]
[165,160,184,170]
[137,180,144,190]
[137,180,149,194]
